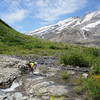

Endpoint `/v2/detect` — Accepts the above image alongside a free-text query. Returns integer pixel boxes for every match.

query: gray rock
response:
[0,55,27,89]
[0,55,88,100]
[29,98,41,100]
[23,76,69,97]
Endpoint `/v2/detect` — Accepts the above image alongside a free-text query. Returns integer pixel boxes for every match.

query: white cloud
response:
[0,0,87,24]
[1,9,27,24]
[34,0,87,22]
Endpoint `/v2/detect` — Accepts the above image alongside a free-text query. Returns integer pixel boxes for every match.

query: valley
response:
[0,13,100,100]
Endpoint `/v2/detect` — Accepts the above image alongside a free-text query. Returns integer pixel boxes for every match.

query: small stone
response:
[82,73,88,78]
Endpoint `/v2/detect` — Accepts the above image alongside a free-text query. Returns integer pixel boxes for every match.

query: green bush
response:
[60,53,91,67]
[34,44,44,48]
[23,45,33,50]
[49,45,60,49]
[73,86,84,94]
[84,78,100,100]
[91,59,100,74]
[84,48,100,57]
[91,66,100,74]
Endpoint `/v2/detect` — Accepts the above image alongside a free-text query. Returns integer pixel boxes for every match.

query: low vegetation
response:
[60,53,91,67]
[60,47,100,74]
[72,76,100,100]
[50,96,55,100]
[83,77,100,100]
[60,71,69,80]
[0,19,65,55]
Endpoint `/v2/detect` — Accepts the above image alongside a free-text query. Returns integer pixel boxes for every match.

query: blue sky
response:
[0,0,100,33]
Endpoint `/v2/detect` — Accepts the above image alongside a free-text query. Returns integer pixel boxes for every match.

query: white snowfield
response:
[57,17,76,25]
[81,12,96,23]
[28,25,54,36]
[82,20,100,31]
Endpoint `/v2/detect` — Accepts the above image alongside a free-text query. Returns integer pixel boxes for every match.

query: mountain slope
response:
[0,19,71,55]
[0,19,49,54]
[28,11,100,46]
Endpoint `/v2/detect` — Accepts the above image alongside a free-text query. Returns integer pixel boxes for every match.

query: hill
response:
[0,19,66,55]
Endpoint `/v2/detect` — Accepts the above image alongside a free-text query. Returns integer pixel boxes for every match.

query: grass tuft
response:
[60,71,69,80]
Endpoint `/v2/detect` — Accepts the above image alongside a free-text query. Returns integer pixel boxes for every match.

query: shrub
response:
[84,48,100,57]
[73,86,84,94]
[84,77,100,100]
[24,45,33,50]
[60,53,91,67]
[60,71,69,80]
[49,45,60,49]
[89,58,100,74]
[91,48,100,57]
[34,44,44,48]
[91,66,100,74]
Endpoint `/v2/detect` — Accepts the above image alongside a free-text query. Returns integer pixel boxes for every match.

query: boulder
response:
[0,55,27,89]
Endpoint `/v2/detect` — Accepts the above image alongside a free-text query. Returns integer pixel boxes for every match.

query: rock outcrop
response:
[0,55,88,100]
[0,55,27,89]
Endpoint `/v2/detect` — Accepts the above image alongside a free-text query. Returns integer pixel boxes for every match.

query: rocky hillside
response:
[28,11,100,46]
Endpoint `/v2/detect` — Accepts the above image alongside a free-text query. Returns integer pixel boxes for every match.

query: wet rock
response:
[1,92,29,100]
[19,64,29,74]
[0,68,18,89]
[12,92,28,100]
[15,55,57,66]
[23,76,69,97]
[61,66,89,73]
[41,96,49,100]
[0,93,7,100]
[38,66,59,77]
[0,55,88,100]
[0,90,9,100]
[29,98,41,100]
[0,55,27,89]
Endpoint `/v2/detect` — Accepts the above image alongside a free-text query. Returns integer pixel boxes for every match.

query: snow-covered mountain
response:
[28,11,100,46]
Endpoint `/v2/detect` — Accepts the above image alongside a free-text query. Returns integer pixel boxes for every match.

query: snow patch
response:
[57,18,74,25]
[28,24,54,36]
[82,11,100,23]
[82,20,100,30]
[82,12,95,23]
[58,18,79,30]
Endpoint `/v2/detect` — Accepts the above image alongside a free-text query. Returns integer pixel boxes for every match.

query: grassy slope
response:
[0,19,68,55]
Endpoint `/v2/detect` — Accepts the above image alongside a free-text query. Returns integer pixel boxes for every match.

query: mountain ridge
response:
[28,11,100,46]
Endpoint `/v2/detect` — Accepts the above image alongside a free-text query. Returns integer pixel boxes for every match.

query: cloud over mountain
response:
[0,0,87,24]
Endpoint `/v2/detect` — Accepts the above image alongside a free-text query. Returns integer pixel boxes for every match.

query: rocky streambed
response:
[0,55,89,100]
